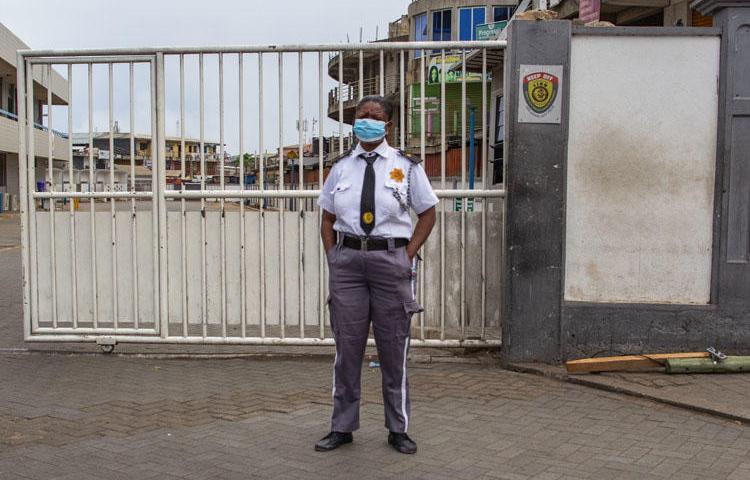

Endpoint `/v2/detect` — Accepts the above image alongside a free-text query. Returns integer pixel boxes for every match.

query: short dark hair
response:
[356,95,393,121]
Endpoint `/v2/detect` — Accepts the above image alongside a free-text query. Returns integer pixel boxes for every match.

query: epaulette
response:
[329,148,353,164]
[397,149,423,164]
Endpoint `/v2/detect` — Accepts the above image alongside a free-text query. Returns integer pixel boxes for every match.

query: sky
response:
[3,0,409,156]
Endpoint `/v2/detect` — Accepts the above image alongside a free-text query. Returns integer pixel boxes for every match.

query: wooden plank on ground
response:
[565,352,710,374]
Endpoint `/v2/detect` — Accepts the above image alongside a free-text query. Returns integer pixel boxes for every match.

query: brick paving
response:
[3,213,750,479]
[511,363,750,425]
[0,354,749,480]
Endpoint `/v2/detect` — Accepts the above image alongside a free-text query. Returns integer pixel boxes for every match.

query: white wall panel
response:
[565,35,720,304]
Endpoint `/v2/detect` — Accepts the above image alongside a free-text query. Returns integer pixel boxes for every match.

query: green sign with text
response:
[475,21,508,41]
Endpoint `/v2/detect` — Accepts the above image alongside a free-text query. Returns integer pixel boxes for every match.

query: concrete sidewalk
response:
[510,363,750,425]
[1,353,749,480]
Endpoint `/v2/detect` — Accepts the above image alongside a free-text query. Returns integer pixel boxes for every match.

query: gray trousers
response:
[327,237,421,433]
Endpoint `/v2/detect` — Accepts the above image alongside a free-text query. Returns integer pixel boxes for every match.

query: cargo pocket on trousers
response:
[327,296,338,336]
[401,300,423,337]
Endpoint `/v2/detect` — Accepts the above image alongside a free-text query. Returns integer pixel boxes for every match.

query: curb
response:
[507,362,749,425]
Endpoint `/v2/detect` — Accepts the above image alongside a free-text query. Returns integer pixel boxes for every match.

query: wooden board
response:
[565,352,710,374]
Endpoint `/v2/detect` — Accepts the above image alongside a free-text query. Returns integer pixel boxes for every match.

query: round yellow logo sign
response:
[362,211,374,224]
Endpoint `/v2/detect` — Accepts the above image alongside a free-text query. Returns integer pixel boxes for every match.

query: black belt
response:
[341,235,409,251]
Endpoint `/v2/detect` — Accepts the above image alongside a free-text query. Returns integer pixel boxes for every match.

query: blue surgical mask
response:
[353,118,387,143]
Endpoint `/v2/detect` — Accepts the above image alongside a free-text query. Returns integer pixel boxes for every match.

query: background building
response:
[0,22,68,211]
[72,129,222,173]
[551,0,714,26]
[326,0,518,183]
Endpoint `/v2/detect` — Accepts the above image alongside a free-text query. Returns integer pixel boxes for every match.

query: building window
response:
[493,5,515,22]
[140,142,148,151]
[432,9,452,42]
[459,7,486,41]
[414,13,428,58]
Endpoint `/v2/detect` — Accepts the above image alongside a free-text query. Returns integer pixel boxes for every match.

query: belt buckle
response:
[360,236,368,252]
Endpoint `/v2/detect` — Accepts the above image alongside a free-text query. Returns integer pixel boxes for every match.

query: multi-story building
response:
[551,0,714,26]
[72,131,223,180]
[0,22,69,210]
[326,1,519,181]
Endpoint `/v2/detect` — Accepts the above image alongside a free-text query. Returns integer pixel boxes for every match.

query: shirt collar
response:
[353,139,390,159]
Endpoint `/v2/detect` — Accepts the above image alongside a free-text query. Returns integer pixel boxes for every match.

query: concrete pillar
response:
[501,20,571,363]
[693,0,750,308]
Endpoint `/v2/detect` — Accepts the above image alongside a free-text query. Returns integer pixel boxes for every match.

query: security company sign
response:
[518,64,563,124]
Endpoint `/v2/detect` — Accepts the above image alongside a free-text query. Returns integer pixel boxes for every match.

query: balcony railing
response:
[1,107,69,139]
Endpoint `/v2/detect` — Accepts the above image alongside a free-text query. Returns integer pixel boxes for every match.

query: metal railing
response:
[18,40,506,349]
[2,107,69,139]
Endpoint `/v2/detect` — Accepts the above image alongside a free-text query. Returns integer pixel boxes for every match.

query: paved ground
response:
[1,354,750,480]
[511,363,750,425]
[3,213,750,479]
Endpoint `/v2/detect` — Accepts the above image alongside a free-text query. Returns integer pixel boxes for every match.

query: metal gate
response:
[17,41,506,349]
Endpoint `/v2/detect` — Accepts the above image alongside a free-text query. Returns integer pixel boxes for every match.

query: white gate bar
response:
[68,63,79,328]
[419,49,426,341]
[481,48,488,338]
[87,62,98,328]
[399,50,405,150]
[258,52,267,338]
[24,335,503,347]
[238,53,247,338]
[338,50,343,155]
[46,64,58,328]
[219,53,228,338]
[108,62,119,329]
[379,50,384,96]
[358,50,363,101]
[129,62,138,329]
[278,51,286,339]
[28,56,153,64]
[199,53,207,338]
[318,50,325,339]
[163,189,505,199]
[298,51,305,339]
[179,54,188,337]
[156,52,168,339]
[20,41,507,57]
[440,49,446,341]
[17,53,31,340]
[150,57,160,335]
[460,49,467,341]
[26,61,39,332]
[35,192,154,199]
[33,327,157,335]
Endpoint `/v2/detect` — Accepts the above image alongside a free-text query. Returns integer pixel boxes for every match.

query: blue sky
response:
[3,0,408,154]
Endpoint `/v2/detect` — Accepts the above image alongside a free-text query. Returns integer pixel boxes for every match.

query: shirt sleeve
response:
[409,163,439,214]
[317,164,339,214]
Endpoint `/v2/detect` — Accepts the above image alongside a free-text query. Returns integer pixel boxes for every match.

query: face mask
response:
[353,118,387,143]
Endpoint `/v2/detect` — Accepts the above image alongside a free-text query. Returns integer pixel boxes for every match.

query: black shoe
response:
[314,431,353,451]
[388,432,417,454]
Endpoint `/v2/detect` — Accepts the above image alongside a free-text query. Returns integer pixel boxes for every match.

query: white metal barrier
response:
[17,41,506,349]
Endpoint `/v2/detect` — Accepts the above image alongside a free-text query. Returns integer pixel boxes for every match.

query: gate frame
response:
[18,41,508,348]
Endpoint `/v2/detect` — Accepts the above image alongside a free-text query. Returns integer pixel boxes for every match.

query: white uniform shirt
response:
[318,140,438,239]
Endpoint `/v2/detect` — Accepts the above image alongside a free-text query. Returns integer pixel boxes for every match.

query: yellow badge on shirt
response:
[389,168,405,183]
[362,211,374,224]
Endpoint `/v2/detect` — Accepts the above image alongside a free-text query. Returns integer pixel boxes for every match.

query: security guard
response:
[315,95,438,454]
